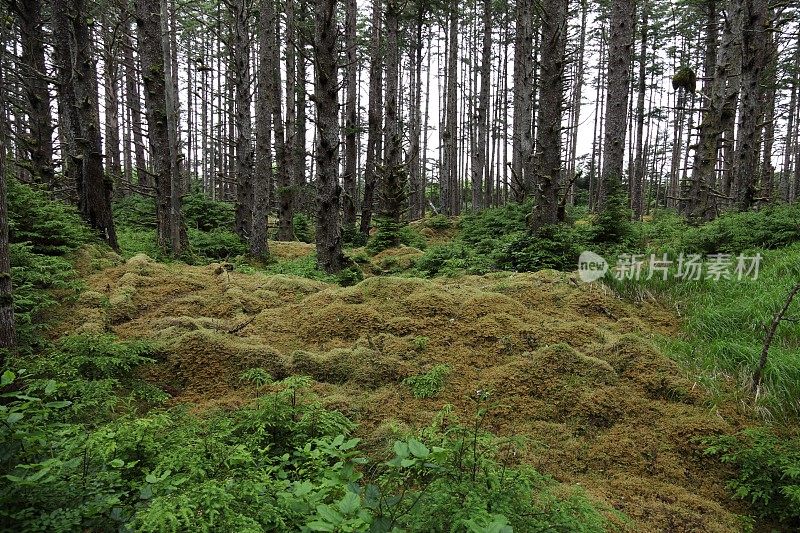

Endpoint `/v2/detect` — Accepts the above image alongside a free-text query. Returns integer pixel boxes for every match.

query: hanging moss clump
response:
[672,66,697,93]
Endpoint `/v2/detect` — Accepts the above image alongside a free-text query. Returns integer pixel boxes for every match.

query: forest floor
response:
[56,242,756,532]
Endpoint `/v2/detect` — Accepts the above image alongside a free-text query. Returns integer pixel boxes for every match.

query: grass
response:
[608,244,800,420]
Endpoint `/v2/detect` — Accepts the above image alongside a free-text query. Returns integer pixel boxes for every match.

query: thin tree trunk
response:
[471,0,491,213]
[511,0,534,202]
[232,0,254,241]
[631,2,649,220]
[341,0,358,231]
[0,44,15,350]
[360,0,383,235]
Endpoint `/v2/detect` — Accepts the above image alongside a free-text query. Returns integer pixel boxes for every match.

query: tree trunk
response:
[471,0,491,213]
[232,0,254,242]
[252,0,273,258]
[53,0,119,250]
[0,52,15,350]
[360,0,383,235]
[341,0,358,231]
[511,0,534,202]
[123,20,148,188]
[598,0,636,209]
[531,0,568,228]
[313,0,345,273]
[15,0,55,187]
[102,14,123,196]
[631,2,649,220]
[441,0,459,214]
[731,0,768,210]
[135,0,187,256]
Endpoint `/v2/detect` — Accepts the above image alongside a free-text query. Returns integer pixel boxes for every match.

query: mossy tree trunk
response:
[0,55,15,350]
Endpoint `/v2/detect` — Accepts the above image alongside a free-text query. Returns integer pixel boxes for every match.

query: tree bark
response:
[598,0,636,209]
[631,2,649,220]
[232,0,254,242]
[0,50,15,350]
[252,0,273,258]
[313,0,345,273]
[531,0,568,228]
[135,0,187,256]
[511,0,534,202]
[731,0,768,210]
[53,0,119,250]
[471,0,491,213]
[341,0,358,231]
[360,0,383,235]
[15,0,55,187]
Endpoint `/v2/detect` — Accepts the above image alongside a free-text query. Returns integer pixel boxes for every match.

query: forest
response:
[1,0,800,530]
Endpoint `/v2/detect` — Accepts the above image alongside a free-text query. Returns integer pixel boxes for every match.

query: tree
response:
[531,0,568,229]
[11,0,55,186]
[135,0,187,256]
[252,0,274,259]
[511,0,534,202]
[360,0,383,236]
[232,0,255,242]
[598,0,636,211]
[52,0,118,250]
[313,0,346,273]
[731,0,769,210]
[471,0,491,212]
[341,0,358,233]
[441,0,459,214]
[0,49,14,350]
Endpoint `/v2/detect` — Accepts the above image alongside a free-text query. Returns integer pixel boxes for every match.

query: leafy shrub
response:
[415,243,494,277]
[704,428,800,526]
[425,214,452,230]
[8,179,93,254]
[293,213,314,244]
[182,191,236,231]
[403,364,450,398]
[263,254,337,283]
[497,224,592,272]
[188,228,246,260]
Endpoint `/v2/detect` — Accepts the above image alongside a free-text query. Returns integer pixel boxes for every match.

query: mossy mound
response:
[63,258,749,531]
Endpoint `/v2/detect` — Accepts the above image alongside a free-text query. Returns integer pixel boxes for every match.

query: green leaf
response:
[338,492,360,515]
[1,370,15,386]
[6,412,23,424]
[110,459,124,468]
[408,438,430,459]
[393,441,409,459]
[44,401,72,409]
[44,380,57,395]
[315,504,343,524]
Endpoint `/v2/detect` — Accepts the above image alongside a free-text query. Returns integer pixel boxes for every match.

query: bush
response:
[292,213,314,244]
[415,242,494,277]
[425,214,452,230]
[403,364,450,398]
[182,191,236,231]
[497,224,592,272]
[188,228,246,260]
[704,428,800,526]
[8,179,94,255]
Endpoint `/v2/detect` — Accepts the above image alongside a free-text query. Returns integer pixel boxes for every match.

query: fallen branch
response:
[751,282,800,394]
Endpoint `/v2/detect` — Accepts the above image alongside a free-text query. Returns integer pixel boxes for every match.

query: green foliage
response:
[293,213,315,244]
[593,176,633,245]
[415,243,494,277]
[188,228,246,260]
[403,364,451,398]
[113,194,157,230]
[498,224,592,272]
[425,214,453,230]
[8,179,94,255]
[704,428,800,526]
[336,265,364,287]
[181,191,236,231]
[368,219,428,255]
[412,336,429,352]
[341,224,368,247]
[263,254,337,283]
